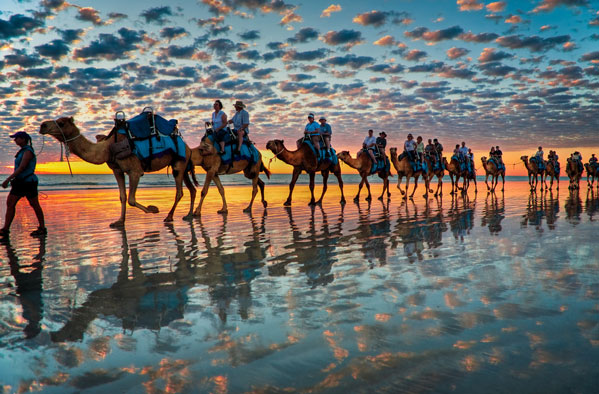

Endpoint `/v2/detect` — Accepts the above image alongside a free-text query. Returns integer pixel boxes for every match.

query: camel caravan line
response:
[39,110,596,226]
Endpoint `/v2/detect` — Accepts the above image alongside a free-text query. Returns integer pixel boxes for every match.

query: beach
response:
[1,180,598,393]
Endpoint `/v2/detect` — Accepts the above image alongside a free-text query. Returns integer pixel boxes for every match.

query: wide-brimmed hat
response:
[319,116,326,121]
[10,131,30,139]
[234,100,246,108]
[379,131,387,137]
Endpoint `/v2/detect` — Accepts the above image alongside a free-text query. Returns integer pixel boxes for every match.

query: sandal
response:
[30,227,47,237]
[0,228,9,238]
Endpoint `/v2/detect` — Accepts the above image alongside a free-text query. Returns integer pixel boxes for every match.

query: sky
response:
[1,0,598,175]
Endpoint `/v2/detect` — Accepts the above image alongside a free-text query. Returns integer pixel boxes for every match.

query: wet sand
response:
[1,181,598,393]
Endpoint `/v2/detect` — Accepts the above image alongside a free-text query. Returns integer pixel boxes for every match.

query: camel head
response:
[40,117,78,142]
[481,156,487,163]
[198,136,216,156]
[337,151,351,161]
[520,155,528,162]
[389,147,397,158]
[266,139,284,153]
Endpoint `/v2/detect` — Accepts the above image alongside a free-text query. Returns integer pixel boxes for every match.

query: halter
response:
[49,119,80,176]
[267,143,285,171]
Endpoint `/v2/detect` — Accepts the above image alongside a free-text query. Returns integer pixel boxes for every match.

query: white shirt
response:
[212,110,226,131]
[231,109,250,133]
[363,136,376,147]
[459,146,469,157]
[404,139,417,151]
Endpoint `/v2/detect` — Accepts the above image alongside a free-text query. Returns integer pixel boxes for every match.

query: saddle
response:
[204,125,259,166]
[302,136,338,165]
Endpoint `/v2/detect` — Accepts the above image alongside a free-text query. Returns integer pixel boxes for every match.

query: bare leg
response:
[1,194,20,232]
[26,194,45,229]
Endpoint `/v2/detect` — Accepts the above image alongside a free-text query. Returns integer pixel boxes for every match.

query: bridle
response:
[267,142,285,170]
[44,119,80,176]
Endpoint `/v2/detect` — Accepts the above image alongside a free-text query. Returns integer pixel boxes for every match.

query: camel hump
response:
[96,134,109,142]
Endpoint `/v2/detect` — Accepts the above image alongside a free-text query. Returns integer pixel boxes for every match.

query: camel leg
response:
[409,175,418,198]
[501,173,505,192]
[308,171,317,205]
[284,167,301,206]
[364,177,372,201]
[182,171,197,220]
[397,174,406,196]
[354,177,365,202]
[164,161,189,222]
[472,174,477,193]
[194,172,219,216]
[316,170,329,204]
[333,168,346,204]
[257,177,267,208]
[378,176,388,200]
[485,173,490,190]
[244,175,259,213]
[403,176,410,200]
[210,175,228,214]
[110,169,128,227]
[127,171,160,215]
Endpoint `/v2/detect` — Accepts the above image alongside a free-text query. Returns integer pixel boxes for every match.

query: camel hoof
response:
[262,201,268,208]
[183,214,194,221]
[353,197,359,203]
[163,216,174,223]
[378,196,383,201]
[148,205,159,214]
[283,200,292,206]
[243,207,251,213]
[340,198,346,205]
[308,201,316,206]
[218,209,228,214]
[109,221,125,228]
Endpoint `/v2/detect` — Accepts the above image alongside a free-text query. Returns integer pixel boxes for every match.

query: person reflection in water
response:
[3,236,46,339]
[481,191,505,235]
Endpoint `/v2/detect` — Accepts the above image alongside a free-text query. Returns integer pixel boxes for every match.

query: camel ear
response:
[69,117,74,122]
[281,140,284,144]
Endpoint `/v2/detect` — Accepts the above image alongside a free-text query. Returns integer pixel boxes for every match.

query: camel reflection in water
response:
[51,213,268,341]
[269,204,345,287]
[448,194,475,242]
[352,199,391,268]
[481,192,505,235]
[521,190,560,231]
[585,189,599,222]
[564,190,582,226]
[2,237,46,339]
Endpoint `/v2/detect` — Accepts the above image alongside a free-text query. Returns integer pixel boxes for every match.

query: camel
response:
[39,117,196,227]
[425,157,446,197]
[521,156,545,191]
[584,163,599,189]
[265,139,345,206]
[337,151,391,202]
[566,158,582,190]
[544,160,560,191]
[191,137,270,215]
[481,156,505,192]
[446,156,467,195]
[389,148,431,199]
[463,162,478,193]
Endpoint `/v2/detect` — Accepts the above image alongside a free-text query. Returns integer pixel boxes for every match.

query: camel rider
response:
[433,138,443,165]
[459,142,470,171]
[489,146,496,159]
[376,132,388,163]
[210,100,228,155]
[425,139,436,166]
[590,154,598,169]
[404,134,417,162]
[468,149,474,172]
[304,113,321,158]
[363,129,378,165]
[319,116,332,156]
[494,145,504,166]
[534,146,545,169]
[228,100,249,155]
[572,151,583,172]
[416,136,425,164]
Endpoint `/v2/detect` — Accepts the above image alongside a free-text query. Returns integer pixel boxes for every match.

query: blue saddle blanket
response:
[400,152,427,173]
[127,111,178,139]
[369,156,391,175]
[118,129,186,162]
[303,138,338,165]
[488,157,505,171]
[206,133,260,165]
[530,156,545,170]
[452,155,472,173]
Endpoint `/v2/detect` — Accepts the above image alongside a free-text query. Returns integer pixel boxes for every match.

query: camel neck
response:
[66,132,111,165]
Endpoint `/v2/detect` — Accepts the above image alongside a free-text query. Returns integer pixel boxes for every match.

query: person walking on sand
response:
[1,131,46,238]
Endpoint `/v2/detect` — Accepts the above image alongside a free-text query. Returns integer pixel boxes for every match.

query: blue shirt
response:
[305,121,320,135]
[14,145,38,182]
[231,109,250,134]
[320,123,332,135]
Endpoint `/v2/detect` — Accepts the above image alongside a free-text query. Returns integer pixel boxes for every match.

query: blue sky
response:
[1,0,598,168]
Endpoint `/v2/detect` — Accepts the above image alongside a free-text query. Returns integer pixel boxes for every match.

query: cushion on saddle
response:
[303,138,339,165]
[488,157,505,171]
[206,133,260,165]
[118,129,186,162]
[370,156,391,175]
[530,156,545,170]
[127,111,178,139]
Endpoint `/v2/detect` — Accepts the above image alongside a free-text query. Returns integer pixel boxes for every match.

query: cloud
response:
[140,6,173,25]
[321,4,342,18]
[459,31,499,42]
[251,67,277,79]
[206,38,241,57]
[496,34,570,52]
[321,29,364,48]
[239,30,260,40]
[405,25,464,42]
[288,73,315,81]
[77,7,103,25]
[457,0,484,11]
[368,64,405,74]
[35,39,71,60]
[237,49,262,60]
[283,48,329,61]
[404,49,427,61]
[0,14,44,39]
[326,54,375,69]
[288,27,319,44]
[226,61,255,72]
[160,27,188,41]
[278,81,333,95]
[201,0,232,16]
[447,47,469,59]
[486,1,506,12]
[353,10,389,27]
[505,15,523,24]
[580,51,599,62]
[17,66,70,79]
[73,28,143,61]
[478,48,513,63]
[280,11,302,25]
[373,35,396,46]
[4,49,47,68]
[532,0,589,13]
[478,61,517,76]
[58,28,85,43]
[159,45,197,59]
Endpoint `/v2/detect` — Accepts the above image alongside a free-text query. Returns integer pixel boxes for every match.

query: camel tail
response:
[261,160,271,179]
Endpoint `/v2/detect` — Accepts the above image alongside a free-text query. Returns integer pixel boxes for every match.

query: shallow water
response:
[0,181,598,393]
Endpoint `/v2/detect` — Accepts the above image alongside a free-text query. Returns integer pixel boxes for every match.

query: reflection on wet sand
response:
[1,183,599,393]
[2,236,46,339]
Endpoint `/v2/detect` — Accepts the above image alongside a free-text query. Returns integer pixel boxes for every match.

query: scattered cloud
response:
[321,4,342,18]
[457,0,484,12]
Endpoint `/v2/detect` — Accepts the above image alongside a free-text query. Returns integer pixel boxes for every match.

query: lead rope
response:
[53,120,80,177]
[268,148,285,171]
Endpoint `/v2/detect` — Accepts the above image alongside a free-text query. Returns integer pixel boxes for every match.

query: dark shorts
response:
[10,179,38,199]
